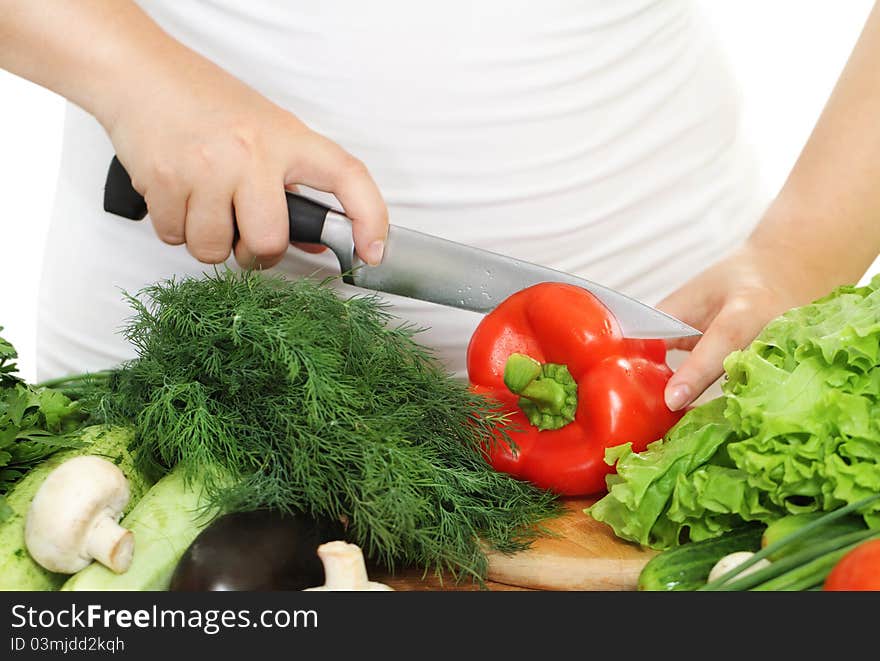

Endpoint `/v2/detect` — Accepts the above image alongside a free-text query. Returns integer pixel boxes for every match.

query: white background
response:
[0,1,876,382]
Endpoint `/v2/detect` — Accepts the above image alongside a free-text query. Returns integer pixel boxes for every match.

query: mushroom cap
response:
[25,455,131,574]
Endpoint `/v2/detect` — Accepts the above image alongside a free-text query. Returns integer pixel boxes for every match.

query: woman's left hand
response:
[660,0,880,412]
[656,236,841,412]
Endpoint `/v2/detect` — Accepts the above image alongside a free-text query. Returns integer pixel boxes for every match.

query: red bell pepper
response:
[466,282,684,496]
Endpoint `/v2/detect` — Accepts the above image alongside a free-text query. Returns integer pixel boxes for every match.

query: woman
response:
[3,1,879,411]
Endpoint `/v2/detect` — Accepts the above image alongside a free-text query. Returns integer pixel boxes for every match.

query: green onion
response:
[713,529,880,591]
[752,537,878,591]
[698,493,880,591]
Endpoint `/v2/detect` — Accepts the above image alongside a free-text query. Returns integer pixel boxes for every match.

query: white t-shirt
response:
[37,0,766,381]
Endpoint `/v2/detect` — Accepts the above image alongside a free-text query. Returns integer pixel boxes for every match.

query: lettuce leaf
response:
[588,276,880,549]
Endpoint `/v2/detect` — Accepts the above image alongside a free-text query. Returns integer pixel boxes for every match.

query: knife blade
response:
[104,156,700,339]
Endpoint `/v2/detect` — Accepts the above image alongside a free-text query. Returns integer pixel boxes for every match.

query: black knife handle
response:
[103,155,332,244]
[104,156,147,220]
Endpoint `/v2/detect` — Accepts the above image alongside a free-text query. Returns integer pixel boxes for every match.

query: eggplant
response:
[169,509,347,591]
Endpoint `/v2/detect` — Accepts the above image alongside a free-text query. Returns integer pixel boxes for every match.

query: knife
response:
[103,156,700,339]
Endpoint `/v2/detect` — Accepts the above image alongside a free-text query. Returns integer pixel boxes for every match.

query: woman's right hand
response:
[2,0,388,269]
[96,34,388,269]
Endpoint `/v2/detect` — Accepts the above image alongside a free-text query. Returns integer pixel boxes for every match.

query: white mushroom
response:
[708,551,772,584]
[25,455,134,574]
[305,541,393,591]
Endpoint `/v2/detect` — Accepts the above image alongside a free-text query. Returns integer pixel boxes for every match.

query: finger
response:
[233,173,290,269]
[184,185,236,264]
[663,303,762,411]
[143,178,189,246]
[286,132,388,266]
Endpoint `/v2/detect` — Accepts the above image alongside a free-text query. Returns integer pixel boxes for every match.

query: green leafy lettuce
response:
[588,277,880,549]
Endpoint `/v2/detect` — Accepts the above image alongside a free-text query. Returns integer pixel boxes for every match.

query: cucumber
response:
[761,512,867,561]
[61,466,220,591]
[0,426,151,591]
[638,524,765,591]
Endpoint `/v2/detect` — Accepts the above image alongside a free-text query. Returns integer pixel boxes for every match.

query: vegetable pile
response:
[588,276,880,550]
[89,270,560,582]
[7,264,880,591]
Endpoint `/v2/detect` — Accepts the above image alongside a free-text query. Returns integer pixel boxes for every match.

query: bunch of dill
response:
[99,269,559,581]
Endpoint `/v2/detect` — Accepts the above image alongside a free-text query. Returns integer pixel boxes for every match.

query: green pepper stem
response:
[503,353,577,431]
[503,354,541,394]
[503,354,564,412]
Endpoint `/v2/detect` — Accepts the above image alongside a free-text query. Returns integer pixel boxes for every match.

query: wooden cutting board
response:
[374,497,656,591]
[483,497,656,591]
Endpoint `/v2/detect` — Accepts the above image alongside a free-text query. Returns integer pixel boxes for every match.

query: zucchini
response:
[0,426,150,591]
[638,524,765,591]
[62,466,220,591]
[761,512,867,561]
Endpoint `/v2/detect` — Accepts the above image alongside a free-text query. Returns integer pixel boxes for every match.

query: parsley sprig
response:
[0,329,85,520]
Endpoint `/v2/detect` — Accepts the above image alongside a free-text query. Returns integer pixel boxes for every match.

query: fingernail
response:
[366,240,385,266]
[665,383,692,411]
